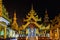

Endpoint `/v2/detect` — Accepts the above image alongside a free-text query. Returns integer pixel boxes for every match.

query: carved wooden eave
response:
[20,21,50,30]
[20,22,41,30]
[50,21,60,30]
[40,24,50,30]
[21,22,30,29]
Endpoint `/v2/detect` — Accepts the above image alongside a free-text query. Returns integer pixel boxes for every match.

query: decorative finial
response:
[13,11,17,21]
[14,12,16,17]
[45,9,48,17]
[12,11,18,30]
[30,4,35,14]
[45,9,47,14]
[31,4,33,10]
[44,9,49,23]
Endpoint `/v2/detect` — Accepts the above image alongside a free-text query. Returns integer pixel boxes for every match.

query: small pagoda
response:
[12,11,18,31]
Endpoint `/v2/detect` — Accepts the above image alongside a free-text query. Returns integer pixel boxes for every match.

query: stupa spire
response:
[0,0,2,17]
[12,11,18,30]
[14,11,17,21]
[44,9,49,23]
[45,9,48,17]
[29,4,35,15]
[31,4,33,10]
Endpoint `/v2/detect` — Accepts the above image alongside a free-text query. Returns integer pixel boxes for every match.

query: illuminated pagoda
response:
[0,0,60,40]
[0,0,11,39]
[12,11,18,31]
[19,5,50,40]
[7,11,19,38]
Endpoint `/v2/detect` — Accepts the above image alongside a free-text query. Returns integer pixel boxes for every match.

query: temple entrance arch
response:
[25,23,39,40]
[26,23,39,37]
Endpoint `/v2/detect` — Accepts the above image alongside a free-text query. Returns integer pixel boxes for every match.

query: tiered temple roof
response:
[19,5,50,30]
[0,0,11,25]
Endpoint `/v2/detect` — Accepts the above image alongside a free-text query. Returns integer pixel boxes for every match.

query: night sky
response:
[3,0,60,25]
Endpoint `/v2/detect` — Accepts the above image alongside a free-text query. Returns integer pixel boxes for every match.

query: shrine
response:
[0,0,60,40]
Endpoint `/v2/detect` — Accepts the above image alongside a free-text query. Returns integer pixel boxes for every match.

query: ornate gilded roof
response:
[24,5,41,22]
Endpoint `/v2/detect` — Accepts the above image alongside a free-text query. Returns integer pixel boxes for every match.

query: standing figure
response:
[27,24,37,40]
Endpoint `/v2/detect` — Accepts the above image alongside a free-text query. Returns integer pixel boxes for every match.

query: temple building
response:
[0,0,12,39]
[0,0,60,40]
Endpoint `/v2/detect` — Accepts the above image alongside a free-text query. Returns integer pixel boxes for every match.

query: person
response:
[15,31,19,38]
[10,31,19,40]
[27,24,36,40]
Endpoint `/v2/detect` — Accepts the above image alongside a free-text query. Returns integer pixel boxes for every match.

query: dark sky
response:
[3,0,60,25]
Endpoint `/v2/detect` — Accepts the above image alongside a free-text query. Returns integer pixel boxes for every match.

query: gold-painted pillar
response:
[4,26,6,39]
[53,31,55,39]
[0,26,1,31]
[57,28,59,39]
[18,29,20,35]
[26,36,28,40]
[50,30,53,39]
[36,36,38,40]
[55,28,59,40]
